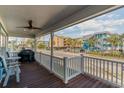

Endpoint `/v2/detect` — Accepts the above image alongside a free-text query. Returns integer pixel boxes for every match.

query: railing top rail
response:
[67,56,81,60]
[83,55,124,64]
[36,52,124,64]
[36,52,63,60]
[52,55,64,60]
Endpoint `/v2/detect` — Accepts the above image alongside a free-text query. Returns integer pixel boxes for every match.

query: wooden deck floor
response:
[0,62,116,88]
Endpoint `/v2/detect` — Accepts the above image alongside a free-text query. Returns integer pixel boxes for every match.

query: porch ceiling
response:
[0,5,122,38]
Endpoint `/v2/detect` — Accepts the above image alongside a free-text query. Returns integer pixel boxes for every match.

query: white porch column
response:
[50,32,54,72]
[5,36,8,50]
[34,37,37,53]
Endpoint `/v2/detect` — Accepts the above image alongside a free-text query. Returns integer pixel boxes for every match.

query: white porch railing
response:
[35,52,51,70]
[83,56,124,87]
[66,56,81,81]
[35,52,81,84]
[35,52,124,87]
[52,56,64,80]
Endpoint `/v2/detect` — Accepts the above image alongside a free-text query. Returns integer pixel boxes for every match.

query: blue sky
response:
[54,7,124,38]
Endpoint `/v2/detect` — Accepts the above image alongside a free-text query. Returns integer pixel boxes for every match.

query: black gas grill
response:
[18,49,35,63]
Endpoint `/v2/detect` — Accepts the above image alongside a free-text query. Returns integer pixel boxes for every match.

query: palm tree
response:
[66,38,83,52]
[66,38,73,51]
[107,34,121,51]
[87,37,97,50]
[75,39,83,52]
[72,39,77,52]
[77,39,83,48]
[119,34,124,52]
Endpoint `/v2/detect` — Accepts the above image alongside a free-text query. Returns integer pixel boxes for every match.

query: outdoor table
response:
[6,57,21,61]
[6,57,21,64]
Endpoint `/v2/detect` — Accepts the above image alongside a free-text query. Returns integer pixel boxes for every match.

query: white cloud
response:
[77,18,124,36]
[80,31,95,36]
[78,19,102,30]
[97,13,120,19]
[55,12,124,37]
[99,19,124,26]
[104,27,117,32]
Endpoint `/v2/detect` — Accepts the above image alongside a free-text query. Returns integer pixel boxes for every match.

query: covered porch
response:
[0,5,123,88]
[1,62,114,88]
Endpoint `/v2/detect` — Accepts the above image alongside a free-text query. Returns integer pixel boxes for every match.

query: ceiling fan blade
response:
[16,20,41,30]
[16,26,30,28]
[31,27,41,30]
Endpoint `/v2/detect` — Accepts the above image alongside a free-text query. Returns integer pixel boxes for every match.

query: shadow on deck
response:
[0,62,116,88]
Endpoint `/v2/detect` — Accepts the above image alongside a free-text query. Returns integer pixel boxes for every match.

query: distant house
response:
[49,35,64,49]
[82,31,112,51]
[49,35,82,49]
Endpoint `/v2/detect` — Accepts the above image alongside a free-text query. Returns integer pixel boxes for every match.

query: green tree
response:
[78,39,83,47]
[26,39,34,49]
[87,37,97,50]
[107,34,121,51]
[37,42,46,49]
[119,34,124,51]
[72,39,77,52]
[66,38,73,49]
[72,39,83,52]
[66,38,83,52]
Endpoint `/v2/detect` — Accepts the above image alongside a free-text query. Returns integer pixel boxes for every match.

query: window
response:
[8,37,35,51]
[0,24,7,48]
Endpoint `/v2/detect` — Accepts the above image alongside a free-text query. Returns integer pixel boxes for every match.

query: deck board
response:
[0,62,116,88]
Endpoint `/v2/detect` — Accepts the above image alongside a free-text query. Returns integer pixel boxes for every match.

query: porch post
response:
[5,36,8,50]
[81,54,84,74]
[34,37,37,53]
[63,57,68,84]
[50,32,54,73]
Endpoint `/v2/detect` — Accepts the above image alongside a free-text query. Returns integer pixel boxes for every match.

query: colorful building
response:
[49,35,82,49]
[53,35,64,48]
[82,31,112,51]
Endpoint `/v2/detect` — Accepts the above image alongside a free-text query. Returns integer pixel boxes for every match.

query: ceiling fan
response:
[16,20,41,30]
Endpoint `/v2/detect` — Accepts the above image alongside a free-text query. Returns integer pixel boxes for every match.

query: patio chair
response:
[0,55,21,87]
[6,51,18,57]
[0,61,4,83]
